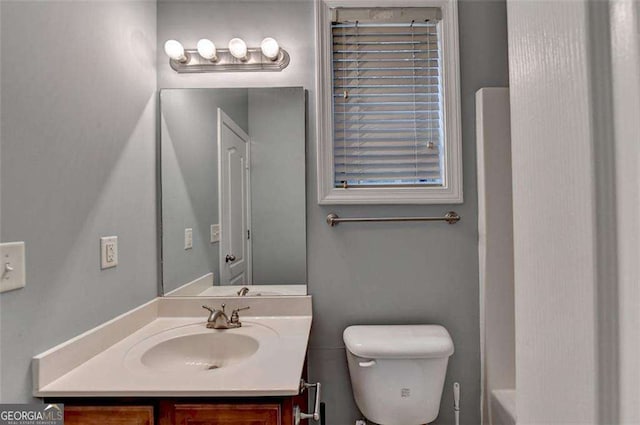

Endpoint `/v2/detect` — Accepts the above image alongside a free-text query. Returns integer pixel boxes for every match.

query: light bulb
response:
[260,37,280,60]
[228,38,248,61]
[197,39,217,61]
[164,40,187,63]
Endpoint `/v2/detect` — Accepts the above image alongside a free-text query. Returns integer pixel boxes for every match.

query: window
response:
[316,0,462,204]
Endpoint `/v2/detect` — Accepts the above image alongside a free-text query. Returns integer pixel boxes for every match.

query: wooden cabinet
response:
[64,405,154,425]
[53,395,307,425]
[159,402,280,425]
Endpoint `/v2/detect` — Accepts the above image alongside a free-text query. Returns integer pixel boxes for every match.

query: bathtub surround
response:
[476,88,515,424]
[0,0,158,402]
[158,1,509,423]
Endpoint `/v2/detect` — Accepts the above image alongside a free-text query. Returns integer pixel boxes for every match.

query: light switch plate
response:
[0,241,26,293]
[100,236,118,269]
[185,228,193,250]
[210,224,220,243]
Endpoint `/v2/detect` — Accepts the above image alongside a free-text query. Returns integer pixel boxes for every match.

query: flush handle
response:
[358,360,376,368]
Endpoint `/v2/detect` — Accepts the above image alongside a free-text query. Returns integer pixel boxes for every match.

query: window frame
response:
[315,0,463,205]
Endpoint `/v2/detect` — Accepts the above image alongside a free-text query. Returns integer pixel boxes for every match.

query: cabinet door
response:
[282,392,308,425]
[65,406,154,425]
[161,403,280,425]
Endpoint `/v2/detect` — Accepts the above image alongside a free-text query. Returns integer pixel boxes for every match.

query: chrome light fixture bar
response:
[165,38,290,73]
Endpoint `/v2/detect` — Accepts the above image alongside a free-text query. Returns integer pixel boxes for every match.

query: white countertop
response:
[33,296,312,397]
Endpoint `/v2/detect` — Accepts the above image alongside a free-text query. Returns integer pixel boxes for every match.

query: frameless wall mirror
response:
[159,87,307,297]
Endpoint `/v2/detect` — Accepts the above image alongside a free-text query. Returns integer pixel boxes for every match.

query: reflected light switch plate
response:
[0,241,26,293]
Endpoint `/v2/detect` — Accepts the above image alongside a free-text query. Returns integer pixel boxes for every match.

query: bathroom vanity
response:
[31,86,315,424]
[33,296,314,425]
[51,396,307,425]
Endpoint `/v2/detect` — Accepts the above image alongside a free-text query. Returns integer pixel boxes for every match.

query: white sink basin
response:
[33,297,313,397]
[124,322,278,375]
[141,333,259,373]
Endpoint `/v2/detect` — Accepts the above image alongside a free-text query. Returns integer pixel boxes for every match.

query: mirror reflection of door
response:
[218,108,251,285]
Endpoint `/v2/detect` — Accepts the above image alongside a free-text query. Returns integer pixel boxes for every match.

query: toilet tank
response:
[344,325,454,425]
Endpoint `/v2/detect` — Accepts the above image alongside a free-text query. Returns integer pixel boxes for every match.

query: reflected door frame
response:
[218,108,252,285]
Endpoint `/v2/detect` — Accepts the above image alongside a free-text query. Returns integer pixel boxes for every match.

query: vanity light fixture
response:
[164,40,188,63]
[196,39,218,61]
[228,38,248,61]
[163,37,290,73]
[260,37,280,61]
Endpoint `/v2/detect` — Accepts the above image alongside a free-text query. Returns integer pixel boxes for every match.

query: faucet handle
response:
[232,306,250,314]
[230,306,250,324]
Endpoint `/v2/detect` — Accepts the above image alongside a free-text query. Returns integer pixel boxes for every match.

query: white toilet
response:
[344,325,454,425]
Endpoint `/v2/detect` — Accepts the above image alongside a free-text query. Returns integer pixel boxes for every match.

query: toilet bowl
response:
[344,325,454,425]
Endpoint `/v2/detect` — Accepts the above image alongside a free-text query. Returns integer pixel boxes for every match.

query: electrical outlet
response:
[0,241,26,293]
[100,236,118,269]
[210,224,220,243]
[185,228,193,250]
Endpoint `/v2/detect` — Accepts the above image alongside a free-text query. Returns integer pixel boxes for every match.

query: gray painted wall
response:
[158,1,509,423]
[160,88,249,291]
[0,0,157,402]
[248,88,306,285]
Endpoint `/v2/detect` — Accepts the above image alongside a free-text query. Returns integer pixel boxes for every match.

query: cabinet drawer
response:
[64,406,154,425]
[161,403,281,425]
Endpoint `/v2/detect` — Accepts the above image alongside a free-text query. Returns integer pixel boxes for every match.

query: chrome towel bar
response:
[326,211,461,227]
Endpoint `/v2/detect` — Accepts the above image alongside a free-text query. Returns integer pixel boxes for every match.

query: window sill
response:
[318,185,463,205]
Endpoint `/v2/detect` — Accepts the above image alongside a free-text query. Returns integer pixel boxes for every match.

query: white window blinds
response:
[331,8,444,188]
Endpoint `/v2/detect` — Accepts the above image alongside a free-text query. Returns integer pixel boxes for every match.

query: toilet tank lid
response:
[343,325,454,359]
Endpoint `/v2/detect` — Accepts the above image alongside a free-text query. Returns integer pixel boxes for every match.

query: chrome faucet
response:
[202,304,250,329]
[237,287,250,296]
